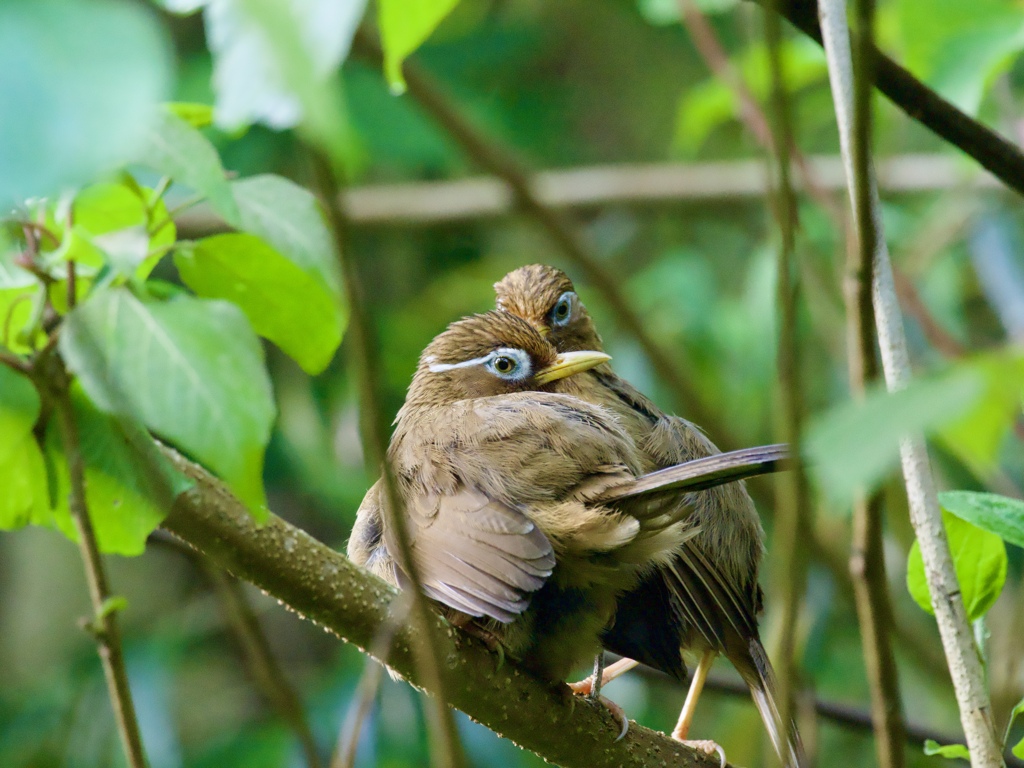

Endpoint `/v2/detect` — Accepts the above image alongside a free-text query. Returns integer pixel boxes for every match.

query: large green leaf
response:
[175,233,343,374]
[0,0,171,206]
[59,289,275,515]
[806,367,984,500]
[0,366,47,530]
[378,0,462,92]
[44,385,191,555]
[135,110,240,225]
[939,491,1024,549]
[897,0,1024,115]
[906,511,1007,622]
[231,174,343,297]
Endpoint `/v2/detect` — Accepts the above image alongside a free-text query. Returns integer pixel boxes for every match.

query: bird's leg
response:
[672,650,725,767]
[567,657,639,696]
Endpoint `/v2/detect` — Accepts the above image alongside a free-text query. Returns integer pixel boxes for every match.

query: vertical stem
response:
[49,361,148,768]
[306,147,465,768]
[817,1,1004,764]
[843,0,908,765]
[764,0,812,742]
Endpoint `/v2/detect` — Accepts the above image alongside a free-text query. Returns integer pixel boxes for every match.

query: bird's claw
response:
[567,675,594,698]
[677,739,726,768]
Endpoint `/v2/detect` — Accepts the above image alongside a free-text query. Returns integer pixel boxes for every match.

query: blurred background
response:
[3,0,1024,766]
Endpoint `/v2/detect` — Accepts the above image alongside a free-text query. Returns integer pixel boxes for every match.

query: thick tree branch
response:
[819,1,1004,765]
[159,451,728,768]
[755,0,1024,197]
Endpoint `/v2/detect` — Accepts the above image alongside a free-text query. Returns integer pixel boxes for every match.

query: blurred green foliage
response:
[2,0,1024,767]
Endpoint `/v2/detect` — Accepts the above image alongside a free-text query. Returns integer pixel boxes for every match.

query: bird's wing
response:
[388,485,556,624]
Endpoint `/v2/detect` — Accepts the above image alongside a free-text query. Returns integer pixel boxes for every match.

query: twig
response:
[331,591,414,768]
[842,0,908,766]
[160,450,733,768]
[305,146,465,768]
[818,1,1004,765]
[763,0,812,740]
[756,0,1024,197]
[205,566,326,768]
[351,31,738,452]
[46,358,148,768]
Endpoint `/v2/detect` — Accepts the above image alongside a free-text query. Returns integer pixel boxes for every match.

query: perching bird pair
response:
[348,265,802,766]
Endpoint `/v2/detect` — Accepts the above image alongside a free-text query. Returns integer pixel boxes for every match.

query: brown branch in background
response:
[753,0,1024,197]
[350,31,738,452]
[160,451,733,768]
[173,154,997,233]
[45,359,148,768]
[844,0,908,765]
[763,0,813,744]
[305,145,466,768]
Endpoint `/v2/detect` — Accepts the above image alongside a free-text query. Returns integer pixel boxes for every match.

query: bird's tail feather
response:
[743,639,804,768]
[594,444,792,505]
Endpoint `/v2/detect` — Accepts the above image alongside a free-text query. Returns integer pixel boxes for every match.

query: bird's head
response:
[404,310,610,408]
[494,264,603,353]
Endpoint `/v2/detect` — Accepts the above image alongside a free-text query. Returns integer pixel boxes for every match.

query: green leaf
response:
[0,0,172,206]
[923,739,971,760]
[806,366,984,500]
[1007,697,1024,758]
[0,366,47,530]
[231,174,343,297]
[175,233,343,374]
[59,289,275,515]
[135,111,240,225]
[44,385,192,555]
[166,102,215,128]
[907,511,1007,622]
[940,491,1024,549]
[1014,736,1024,760]
[378,0,461,93]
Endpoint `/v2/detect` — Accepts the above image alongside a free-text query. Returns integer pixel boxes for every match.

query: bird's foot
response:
[565,684,626,741]
[675,739,726,768]
[567,674,595,697]
[452,620,506,671]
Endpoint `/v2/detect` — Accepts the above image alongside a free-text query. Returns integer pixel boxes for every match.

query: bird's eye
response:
[485,348,531,381]
[550,291,575,326]
[493,356,516,374]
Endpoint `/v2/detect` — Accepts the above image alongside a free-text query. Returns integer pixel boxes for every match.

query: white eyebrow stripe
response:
[428,354,492,373]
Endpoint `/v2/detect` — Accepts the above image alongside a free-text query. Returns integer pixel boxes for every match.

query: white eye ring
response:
[485,347,532,381]
[550,291,575,327]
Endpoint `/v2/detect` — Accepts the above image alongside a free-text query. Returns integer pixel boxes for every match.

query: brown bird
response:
[347,310,788,731]
[495,265,801,766]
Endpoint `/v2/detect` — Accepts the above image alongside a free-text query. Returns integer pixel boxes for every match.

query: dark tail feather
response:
[743,639,804,768]
[594,444,792,504]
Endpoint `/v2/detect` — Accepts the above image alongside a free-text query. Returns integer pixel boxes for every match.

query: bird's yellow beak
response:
[534,350,610,384]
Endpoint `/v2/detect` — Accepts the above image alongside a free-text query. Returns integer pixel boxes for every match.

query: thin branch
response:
[46,359,148,768]
[331,592,414,768]
[818,1,1004,765]
[351,30,738,451]
[160,450,732,768]
[763,0,812,741]
[305,146,465,768]
[756,0,1024,197]
[842,0,908,765]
